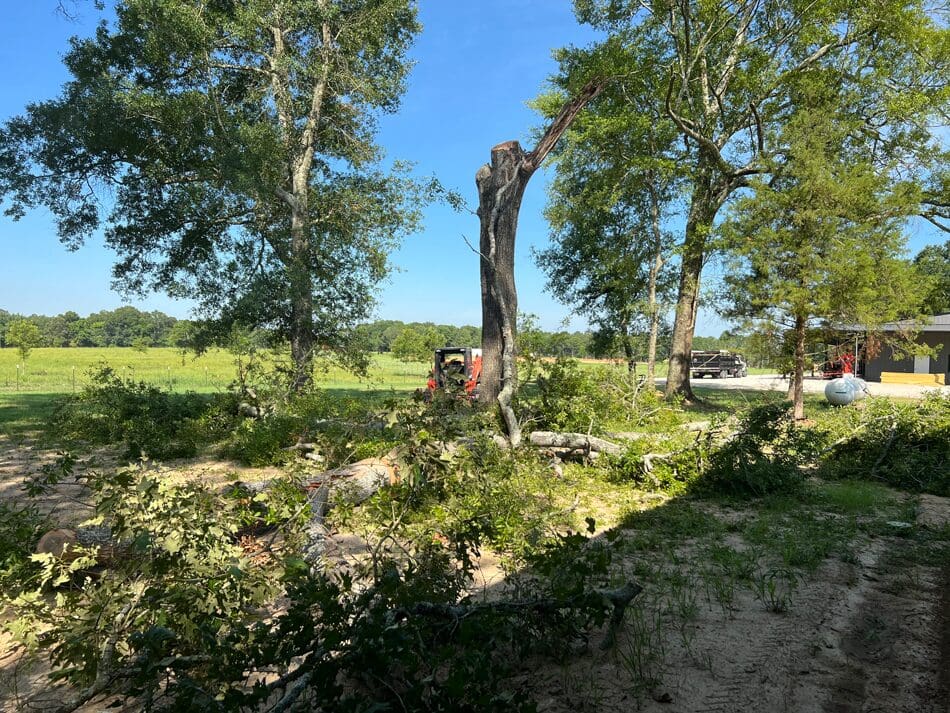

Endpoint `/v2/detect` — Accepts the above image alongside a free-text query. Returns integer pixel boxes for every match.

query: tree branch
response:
[523,79,607,173]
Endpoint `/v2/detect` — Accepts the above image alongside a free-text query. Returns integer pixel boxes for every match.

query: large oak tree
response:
[0,0,424,391]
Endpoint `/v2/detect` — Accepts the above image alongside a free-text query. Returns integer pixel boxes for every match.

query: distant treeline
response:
[0,307,184,348]
[0,307,756,361]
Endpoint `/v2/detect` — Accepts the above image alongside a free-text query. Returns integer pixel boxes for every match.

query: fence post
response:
[72,366,76,393]
[15,364,19,392]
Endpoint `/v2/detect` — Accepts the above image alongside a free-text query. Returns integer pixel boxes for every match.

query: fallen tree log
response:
[389,580,643,651]
[527,431,624,457]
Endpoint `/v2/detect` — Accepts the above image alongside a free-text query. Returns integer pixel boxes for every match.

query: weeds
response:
[752,567,800,613]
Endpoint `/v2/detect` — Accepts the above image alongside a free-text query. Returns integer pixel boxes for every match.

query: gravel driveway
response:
[657,373,949,399]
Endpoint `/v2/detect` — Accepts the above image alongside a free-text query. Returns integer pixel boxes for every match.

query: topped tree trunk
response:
[476,81,605,445]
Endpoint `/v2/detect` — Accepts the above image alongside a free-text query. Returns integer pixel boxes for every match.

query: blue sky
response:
[0,1,944,335]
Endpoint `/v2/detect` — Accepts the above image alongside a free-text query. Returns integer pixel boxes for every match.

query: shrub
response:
[3,463,282,696]
[612,436,705,495]
[223,390,397,467]
[4,458,633,712]
[0,502,47,589]
[48,365,224,459]
[819,394,950,495]
[521,359,682,434]
[697,403,817,497]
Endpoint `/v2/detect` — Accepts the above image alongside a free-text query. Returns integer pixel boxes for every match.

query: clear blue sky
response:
[0,2,944,335]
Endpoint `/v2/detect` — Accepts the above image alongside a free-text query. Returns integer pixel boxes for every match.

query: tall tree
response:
[476,80,604,444]
[536,44,680,386]
[913,239,950,315]
[0,0,423,391]
[721,89,924,419]
[569,0,950,400]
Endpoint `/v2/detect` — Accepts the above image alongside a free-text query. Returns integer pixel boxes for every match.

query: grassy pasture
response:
[0,347,431,395]
[0,347,430,438]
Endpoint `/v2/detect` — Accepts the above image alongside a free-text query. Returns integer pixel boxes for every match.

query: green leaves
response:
[0,0,425,384]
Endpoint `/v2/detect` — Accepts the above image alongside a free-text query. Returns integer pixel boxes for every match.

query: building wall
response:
[864,332,949,382]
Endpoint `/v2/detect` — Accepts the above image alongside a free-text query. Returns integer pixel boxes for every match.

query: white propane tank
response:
[825,377,867,406]
[847,376,869,401]
[825,378,855,405]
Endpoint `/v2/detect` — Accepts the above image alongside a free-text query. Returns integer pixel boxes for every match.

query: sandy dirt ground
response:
[524,496,950,713]
[1,437,947,712]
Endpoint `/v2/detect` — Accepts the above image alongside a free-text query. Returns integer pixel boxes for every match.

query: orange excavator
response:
[426,347,482,399]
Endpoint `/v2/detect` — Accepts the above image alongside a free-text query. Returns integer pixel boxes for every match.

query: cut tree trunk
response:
[476,80,605,445]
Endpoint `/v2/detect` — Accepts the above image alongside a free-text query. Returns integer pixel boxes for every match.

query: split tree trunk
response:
[476,80,605,444]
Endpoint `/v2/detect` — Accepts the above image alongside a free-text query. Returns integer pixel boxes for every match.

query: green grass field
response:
[0,347,776,438]
[0,347,432,395]
[0,348,432,437]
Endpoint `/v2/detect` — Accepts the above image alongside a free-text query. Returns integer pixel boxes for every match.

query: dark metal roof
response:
[839,313,950,333]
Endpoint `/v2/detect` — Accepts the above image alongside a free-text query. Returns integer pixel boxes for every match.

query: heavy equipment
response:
[426,347,482,398]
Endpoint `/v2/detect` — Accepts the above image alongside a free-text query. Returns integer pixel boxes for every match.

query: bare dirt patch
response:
[521,498,950,713]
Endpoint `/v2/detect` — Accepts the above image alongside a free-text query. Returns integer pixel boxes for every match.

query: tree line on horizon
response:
[0,306,773,364]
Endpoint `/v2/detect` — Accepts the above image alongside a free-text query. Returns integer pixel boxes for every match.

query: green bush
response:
[48,365,225,459]
[521,359,681,434]
[4,456,631,712]
[0,502,47,589]
[819,394,950,495]
[223,390,397,467]
[612,436,704,495]
[698,403,816,497]
[4,463,282,693]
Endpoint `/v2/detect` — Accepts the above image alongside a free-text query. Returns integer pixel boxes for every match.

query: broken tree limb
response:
[38,456,401,567]
[527,431,624,457]
[388,580,642,651]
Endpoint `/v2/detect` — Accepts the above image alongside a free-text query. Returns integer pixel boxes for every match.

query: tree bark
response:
[664,156,719,402]
[289,199,315,393]
[620,314,637,374]
[646,180,664,389]
[477,141,528,445]
[476,81,605,444]
[791,314,806,420]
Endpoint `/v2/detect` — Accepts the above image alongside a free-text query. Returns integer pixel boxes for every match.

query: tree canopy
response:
[560,0,950,399]
[721,86,924,417]
[0,0,425,390]
[914,239,950,315]
[536,43,680,380]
